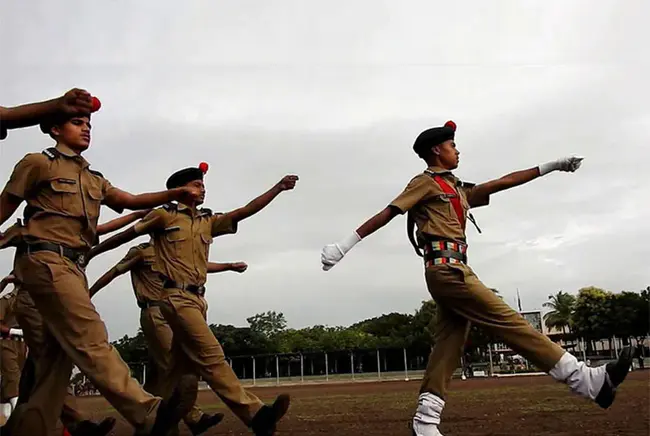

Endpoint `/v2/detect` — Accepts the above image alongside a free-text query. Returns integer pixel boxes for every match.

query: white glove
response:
[538,155,584,176]
[321,231,361,271]
[8,328,22,337]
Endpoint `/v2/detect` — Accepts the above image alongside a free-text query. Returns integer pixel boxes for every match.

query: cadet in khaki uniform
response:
[0,274,26,419]
[88,163,298,435]
[0,88,95,141]
[9,211,149,436]
[321,121,633,436]
[0,106,205,435]
[89,240,249,435]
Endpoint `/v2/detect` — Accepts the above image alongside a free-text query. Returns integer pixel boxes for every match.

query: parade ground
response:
[57,370,648,435]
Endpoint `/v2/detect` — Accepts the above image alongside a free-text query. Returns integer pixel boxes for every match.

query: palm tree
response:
[543,291,576,334]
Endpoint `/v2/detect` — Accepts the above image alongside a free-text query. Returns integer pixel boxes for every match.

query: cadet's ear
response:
[431,145,441,156]
[50,124,61,138]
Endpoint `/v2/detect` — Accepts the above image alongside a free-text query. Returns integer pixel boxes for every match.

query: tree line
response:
[112,286,649,365]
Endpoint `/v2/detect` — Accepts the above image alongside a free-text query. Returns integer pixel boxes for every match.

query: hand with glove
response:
[321,231,362,271]
[538,156,584,176]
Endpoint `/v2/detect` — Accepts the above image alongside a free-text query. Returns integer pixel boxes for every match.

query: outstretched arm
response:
[223,175,298,224]
[89,253,141,297]
[88,210,164,262]
[321,174,433,271]
[470,156,584,203]
[0,88,93,135]
[207,261,248,274]
[104,186,200,212]
[97,210,151,236]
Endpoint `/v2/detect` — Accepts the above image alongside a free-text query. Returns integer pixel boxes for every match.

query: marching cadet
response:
[0,88,96,141]
[87,162,298,435]
[320,120,634,436]
[89,240,249,435]
[0,101,204,435]
[8,211,149,436]
[0,274,25,421]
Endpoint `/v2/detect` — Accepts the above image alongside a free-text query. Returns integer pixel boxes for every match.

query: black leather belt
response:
[423,240,467,266]
[137,300,156,310]
[161,276,206,297]
[17,242,88,267]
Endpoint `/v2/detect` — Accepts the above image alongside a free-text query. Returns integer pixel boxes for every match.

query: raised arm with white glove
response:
[321,231,362,271]
[538,155,584,176]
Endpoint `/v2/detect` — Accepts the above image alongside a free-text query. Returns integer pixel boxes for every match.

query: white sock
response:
[549,352,607,400]
[8,397,17,410]
[412,393,445,436]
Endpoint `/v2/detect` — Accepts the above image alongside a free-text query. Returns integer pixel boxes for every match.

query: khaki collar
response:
[426,165,454,176]
[55,144,90,169]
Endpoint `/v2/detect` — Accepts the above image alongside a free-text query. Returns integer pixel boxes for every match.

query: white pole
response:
[403,348,409,381]
[350,352,355,380]
[376,349,381,380]
[325,352,329,381]
[581,338,587,363]
[252,357,256,386]
[300,353,304,383]
[613,335,619,358]
[142,363,147,386]
[275,355,280,386]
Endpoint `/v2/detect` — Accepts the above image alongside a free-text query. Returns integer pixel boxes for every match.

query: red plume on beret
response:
[444,120,456,131]
[199,162,209,174]
[91,96,101,112]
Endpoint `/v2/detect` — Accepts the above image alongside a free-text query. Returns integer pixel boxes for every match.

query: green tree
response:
[543,291,576,334]
[247,311,287,338]
[572,287,614,351]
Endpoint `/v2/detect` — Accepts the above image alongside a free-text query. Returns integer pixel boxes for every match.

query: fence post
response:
[403,348,409,381]
[252,357,256,386]
[275,355,280,386]
[350,351,355,381]
[325,352,329,381]
[300,353,304,383]
[376,349,381,380]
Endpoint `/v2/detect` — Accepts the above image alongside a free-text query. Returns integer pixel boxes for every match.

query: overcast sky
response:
[1,1,648,340]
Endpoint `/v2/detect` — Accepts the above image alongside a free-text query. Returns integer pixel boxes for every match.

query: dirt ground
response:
[19,370,650,435]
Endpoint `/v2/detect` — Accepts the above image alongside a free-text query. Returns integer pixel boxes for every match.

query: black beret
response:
[413,120,457,156]
[39,111,92,135]
[166,162,209,189]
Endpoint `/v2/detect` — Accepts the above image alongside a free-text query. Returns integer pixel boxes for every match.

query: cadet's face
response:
[187,179,206,205]
[52,117,91,152]
[435,140,460,170]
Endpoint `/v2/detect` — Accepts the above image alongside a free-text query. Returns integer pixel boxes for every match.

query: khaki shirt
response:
[0,289,19,328]
[113,242,164,303]
[1,144,122,250]
[134,203,236,286]
[390,166,490,244]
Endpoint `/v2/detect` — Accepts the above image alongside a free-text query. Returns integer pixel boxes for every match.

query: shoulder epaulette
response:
[88,168,104,178]
[162,203,178,211]
[198,208,213,217]
[458,180,476,188]
[42,147,59,160]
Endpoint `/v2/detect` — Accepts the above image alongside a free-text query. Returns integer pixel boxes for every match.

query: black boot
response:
[186,413,225,436]
[68,417,117,436]
[595,346,634,409]
[250,394,290,436]
[149,375,199,435]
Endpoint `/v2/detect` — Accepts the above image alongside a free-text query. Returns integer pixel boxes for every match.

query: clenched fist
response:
[539,156,584,176]
[275,175,299,191]
[56,88,94,115]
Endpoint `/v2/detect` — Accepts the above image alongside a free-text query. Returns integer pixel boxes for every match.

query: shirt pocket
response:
[163,226,187,256]
[199,233,213,257]
[49,177,82,215]
[85,181,104,220]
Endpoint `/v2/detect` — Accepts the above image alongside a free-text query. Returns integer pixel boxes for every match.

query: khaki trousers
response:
[140,305,203,425]
[158,289,263,426]
[420,264,565,399]
[10,251,160,435]
[12,288,86,429]
[0,338,26,402]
